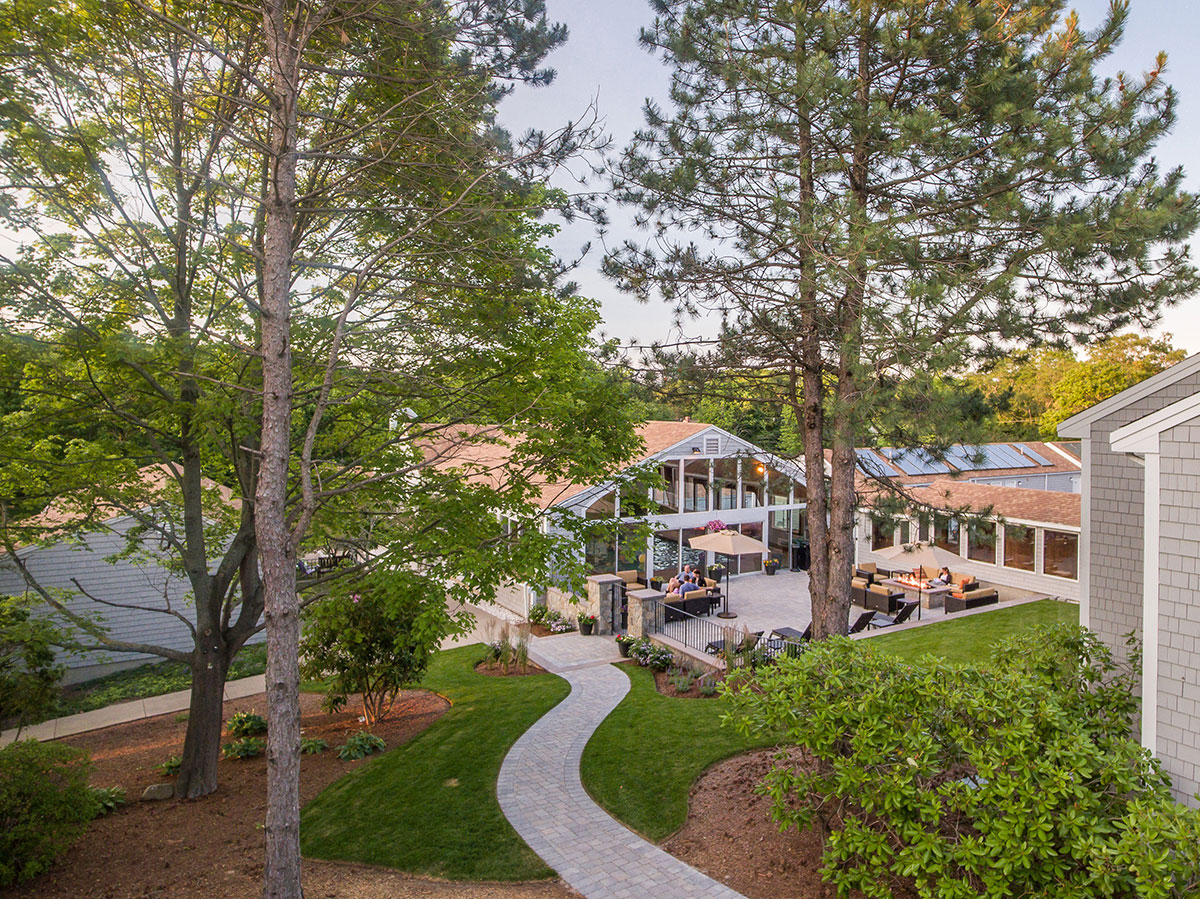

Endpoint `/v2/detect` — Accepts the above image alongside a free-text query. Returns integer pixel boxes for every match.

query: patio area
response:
[655,569,1048,655]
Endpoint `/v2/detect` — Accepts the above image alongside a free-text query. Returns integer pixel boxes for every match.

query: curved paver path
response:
[499,642,745,899]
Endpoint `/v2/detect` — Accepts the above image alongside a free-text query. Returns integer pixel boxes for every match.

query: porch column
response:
[587,574,624,636]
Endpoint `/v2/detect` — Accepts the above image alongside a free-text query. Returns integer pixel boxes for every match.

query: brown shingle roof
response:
[909,479,1080,528]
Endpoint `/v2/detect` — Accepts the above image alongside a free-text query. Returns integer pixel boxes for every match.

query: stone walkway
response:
[500,636,745,899]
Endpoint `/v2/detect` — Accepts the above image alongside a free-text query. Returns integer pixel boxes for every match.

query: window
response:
[683,459,710,512]
[742,459,766,507]
[967,521,996,563]
[898,520,911,545]
[1043,530,1078,579]
[651,528,681,579]
[713,458,738,510]
[933,515,960,553]
[871,517,896,551]
[654,462,680,513]
[1004,525,1035,571]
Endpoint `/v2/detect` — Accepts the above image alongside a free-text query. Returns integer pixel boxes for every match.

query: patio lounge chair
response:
[848,610,876,634]
[704,630,763,656]
[868,599,918,630]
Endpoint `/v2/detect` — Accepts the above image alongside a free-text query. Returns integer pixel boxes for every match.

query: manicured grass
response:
[580,663,774,842]
[866,598,1078,665]
[50,644,268,720]
[299,644,570,881]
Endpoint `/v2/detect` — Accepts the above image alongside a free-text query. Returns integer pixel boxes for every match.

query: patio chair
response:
[868,599,918,630]
[704,630,763,656]
[848,610,876,634]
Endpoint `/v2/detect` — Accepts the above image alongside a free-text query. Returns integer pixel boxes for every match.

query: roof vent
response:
[704,436,720,454]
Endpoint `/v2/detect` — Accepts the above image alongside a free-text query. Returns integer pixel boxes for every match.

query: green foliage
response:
[0,594,71,731]
[697,675,718,697]
[627,637,674,671]
[225,710,267,738]
[300,737,328,756]
[0,740,97,886]
[527,605,548,626]
[725,627,1198,898]
[222,737,265,760]
[336,731,386,761]
[301,568,467,726]
[668,668,694,693]
[301,645,569,880]
[156,755,181,777]
[88,785,126,817]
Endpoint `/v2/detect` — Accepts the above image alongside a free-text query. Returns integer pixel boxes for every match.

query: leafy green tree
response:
[725,626,1200,898]
[300,567,464,725]
[0,0,639,844]
[0,594,73,734]
[607,1,1198,639]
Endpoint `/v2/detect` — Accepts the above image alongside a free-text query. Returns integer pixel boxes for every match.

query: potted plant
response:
[707,562,726,583]
[577,613,597,636]
[615,633,635,657]
[764,557,781,575]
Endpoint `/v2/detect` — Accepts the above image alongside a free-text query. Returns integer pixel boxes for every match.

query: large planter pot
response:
[617,641,630,658]
[579,620,594,636]
[764,563,778,576]
[707,566,726,583]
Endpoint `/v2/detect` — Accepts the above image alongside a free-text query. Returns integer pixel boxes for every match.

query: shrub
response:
[157,755,181,777]
[0,595,72,733]
[300,568,465,725]
[528,605,548,626]
[629,638,673,671]
[697,675,718,697]
[222,737,265,760]
[337,731,386,761]
[0,740,97,885]
[669,670,693,693]
[300,736,328,755]
[725,627,1199,899]
[89,785,126,817]
[541,609,575,634]
[225,710,268,737]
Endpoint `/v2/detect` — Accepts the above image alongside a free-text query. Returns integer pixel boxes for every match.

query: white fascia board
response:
[1110,390,1200,455]
[1058,352,1200,438]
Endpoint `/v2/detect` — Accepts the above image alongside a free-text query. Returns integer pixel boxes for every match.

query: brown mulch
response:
[1,690,576,899]
[665,749,916,899]
[473,660,548,677]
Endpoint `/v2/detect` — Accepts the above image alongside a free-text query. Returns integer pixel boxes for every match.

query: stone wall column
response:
[587,574,625,635]
[627,588,665,638]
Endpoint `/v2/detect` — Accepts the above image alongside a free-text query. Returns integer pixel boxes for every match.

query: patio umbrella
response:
[874,541,967,572]
[687,529,768,619]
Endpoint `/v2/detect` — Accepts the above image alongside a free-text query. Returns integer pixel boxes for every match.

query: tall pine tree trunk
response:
[260,1,302,895]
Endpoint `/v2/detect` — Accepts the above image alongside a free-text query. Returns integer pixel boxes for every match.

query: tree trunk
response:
[259,1,303,896]
[174,643,229,798]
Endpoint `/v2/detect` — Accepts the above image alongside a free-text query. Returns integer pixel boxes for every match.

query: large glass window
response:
[768,469,790,506]
[933,515,960,553]
[653,461,680,514]
[1043,530,1078,579]
[768,510,791,568]
[738,521,763,573]
[742,459,766,508]
[1004,525,1036,571]
[683,459,710,513]
[871,517,896,551]
[651,528,681,580]
[681,527,706,571]
[585,533,615,575]
[967,521,997,563]
[898,520,912,545]
[713,459,738,511]
[585,491,615,519]
[616,524,644,575]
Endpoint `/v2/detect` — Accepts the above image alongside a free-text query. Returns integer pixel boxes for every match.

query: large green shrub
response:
[0,594,71,731]
[300,567,467,725]
[725,625,1199,899]
[0,740,98,885]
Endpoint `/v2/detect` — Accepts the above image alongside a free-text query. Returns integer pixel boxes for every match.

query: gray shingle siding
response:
[0,516,262,681]
[1158,417,1200,804]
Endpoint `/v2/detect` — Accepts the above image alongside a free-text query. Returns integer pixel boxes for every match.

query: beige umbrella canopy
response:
[687,529,768,619]
[874,541,966,571]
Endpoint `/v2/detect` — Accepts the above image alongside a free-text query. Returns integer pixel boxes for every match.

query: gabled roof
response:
[1110,390,1200,454]
[1057,352,1200,438]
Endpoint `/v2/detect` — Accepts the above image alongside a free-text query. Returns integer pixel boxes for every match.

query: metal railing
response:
[648,598,805,668]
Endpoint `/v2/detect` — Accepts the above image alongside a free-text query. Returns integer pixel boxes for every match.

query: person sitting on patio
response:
[930,566,952,586]
[666,573,682,594]
[678,573,703,596]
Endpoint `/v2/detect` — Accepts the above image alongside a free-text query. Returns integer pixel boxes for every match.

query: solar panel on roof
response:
[885,448,950,476]
[855,449,895,477]
[945,444,988,471]
[989,444,1036,469]
[1014,442,1053,466]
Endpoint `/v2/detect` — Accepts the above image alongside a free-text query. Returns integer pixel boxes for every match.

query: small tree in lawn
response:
[0,594,74,735]
[300,567,465,726]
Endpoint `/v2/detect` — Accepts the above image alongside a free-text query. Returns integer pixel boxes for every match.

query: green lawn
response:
[299,644,570,881]
[865,598,1078,665]
[579,663,775,842]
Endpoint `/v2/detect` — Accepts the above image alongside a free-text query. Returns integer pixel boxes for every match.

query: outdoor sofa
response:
[945,587,999,613]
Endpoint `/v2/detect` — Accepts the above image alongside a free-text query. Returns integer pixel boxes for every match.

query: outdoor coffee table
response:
[771,626,806,641]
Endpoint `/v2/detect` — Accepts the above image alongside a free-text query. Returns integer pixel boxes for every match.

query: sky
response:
[498,0,1200,356]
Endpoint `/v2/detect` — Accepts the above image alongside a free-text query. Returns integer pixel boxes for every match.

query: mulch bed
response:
[665,749,916,899]
[0,689,573,899]
[651,667,723,699]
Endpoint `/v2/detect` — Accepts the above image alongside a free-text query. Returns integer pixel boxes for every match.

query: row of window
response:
[870,515,1078,580]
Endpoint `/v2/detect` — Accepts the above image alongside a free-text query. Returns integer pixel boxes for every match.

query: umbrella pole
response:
[717,553,737,619]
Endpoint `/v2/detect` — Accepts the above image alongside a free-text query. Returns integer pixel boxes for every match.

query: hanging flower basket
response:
[705,519,727,533]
